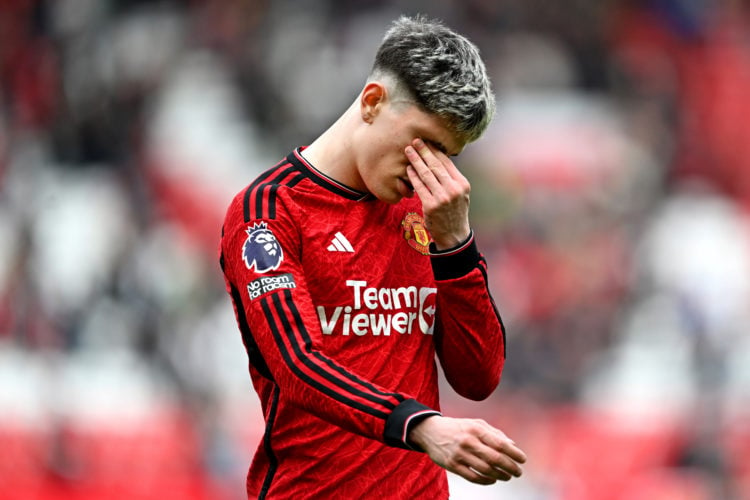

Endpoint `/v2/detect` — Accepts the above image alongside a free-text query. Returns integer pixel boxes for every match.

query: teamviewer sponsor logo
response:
[316,280,437,336]
[248,273,297,300]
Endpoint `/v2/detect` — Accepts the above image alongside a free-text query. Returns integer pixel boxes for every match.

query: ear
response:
[360,82,386,124]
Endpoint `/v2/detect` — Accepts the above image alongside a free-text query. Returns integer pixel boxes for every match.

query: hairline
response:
[365,70,472,146]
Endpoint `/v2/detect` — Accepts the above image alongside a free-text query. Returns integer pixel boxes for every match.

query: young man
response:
[220,15,526,499]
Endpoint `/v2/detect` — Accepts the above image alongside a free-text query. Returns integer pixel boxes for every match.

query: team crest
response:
[242,222,283,273]
[402,212,432,255]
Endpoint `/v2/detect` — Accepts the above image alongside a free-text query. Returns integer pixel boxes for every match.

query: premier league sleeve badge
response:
[242,222,284,273]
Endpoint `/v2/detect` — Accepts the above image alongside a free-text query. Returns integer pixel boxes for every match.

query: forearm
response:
[245,286,440,448]
[431,239,506,399]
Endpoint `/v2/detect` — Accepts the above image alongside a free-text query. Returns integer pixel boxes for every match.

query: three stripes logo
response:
[327,232,354,252]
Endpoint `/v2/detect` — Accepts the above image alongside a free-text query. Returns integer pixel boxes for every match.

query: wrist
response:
[407,414,440,451]
[431,229,472,252]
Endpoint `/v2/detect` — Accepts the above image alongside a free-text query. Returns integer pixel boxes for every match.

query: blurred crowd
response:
[1,0,749,498]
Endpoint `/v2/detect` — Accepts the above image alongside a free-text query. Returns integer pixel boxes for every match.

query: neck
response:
[301,102,364,191]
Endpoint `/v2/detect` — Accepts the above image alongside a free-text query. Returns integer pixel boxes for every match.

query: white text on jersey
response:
[316,280,437,336]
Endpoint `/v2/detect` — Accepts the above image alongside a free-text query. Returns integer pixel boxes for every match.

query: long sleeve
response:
[430,233,507,400]
[220,178,439,450]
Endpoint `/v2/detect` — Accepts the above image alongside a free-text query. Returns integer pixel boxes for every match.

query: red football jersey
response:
[219,148,506,499]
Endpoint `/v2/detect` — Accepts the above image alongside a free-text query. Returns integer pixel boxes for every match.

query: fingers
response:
[405,164,429,201]
[404,139,445,185]
[440,448,507,485]
[444,422,526,483]
[411,138,464,183]
[404,150,442,203]
[478,426,528,466]
[413,416,526,487]
[404,138,472,249]
[457,453,514,483]
[404,139,468,197]
[453,464,501,486]
[466,421,526,478]
[442,437,522,485]
[469,441,524,480]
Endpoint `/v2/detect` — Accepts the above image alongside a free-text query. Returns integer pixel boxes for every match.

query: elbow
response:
[463,388,493,402]
[451,370,502,401]
[458,385,496,402]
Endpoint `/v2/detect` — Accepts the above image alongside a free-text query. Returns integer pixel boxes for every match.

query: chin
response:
[375,191,402,204]
[380,196,402,205]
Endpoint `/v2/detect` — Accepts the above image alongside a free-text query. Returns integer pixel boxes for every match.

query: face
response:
[353,93,465,204]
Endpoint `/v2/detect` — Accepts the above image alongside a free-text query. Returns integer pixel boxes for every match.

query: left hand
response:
[405,138,471,250]
[408,415,527,485]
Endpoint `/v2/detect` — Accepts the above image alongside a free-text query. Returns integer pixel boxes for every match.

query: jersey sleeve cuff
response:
[429,231,480,281]
[383,399,441,451]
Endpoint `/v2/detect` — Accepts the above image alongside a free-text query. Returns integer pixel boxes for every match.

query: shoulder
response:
[221,157,306,275]
[236,155,309,222]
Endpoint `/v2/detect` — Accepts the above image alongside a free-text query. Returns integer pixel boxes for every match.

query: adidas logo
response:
[327,232,354,252]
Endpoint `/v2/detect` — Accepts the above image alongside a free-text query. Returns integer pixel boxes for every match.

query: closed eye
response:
[426,140,447,155]
[424,139,459,157]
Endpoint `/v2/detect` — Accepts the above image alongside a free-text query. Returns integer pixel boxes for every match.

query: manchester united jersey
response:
[219,148,506,499]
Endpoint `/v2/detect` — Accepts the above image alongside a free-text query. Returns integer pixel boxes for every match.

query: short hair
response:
[369,15,495,144]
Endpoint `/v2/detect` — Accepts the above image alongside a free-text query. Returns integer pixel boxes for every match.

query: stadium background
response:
[1,0,749,498]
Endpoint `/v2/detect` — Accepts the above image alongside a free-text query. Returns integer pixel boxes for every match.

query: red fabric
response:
[219,149,506,499]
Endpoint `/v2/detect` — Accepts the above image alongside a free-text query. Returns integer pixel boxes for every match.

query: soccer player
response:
[219,15,526,499]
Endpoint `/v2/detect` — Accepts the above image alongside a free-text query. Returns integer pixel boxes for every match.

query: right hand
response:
[408,415,527,485]
[404,139,472,251]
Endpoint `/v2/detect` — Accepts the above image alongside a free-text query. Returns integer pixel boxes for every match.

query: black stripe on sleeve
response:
[477,256,507,359]
[244,166,280,223]
[254,165,294,220]
[243,159,290,222]
[229,283,274,380]
[267,171,304,220]
[260,296,390,420]
[281,290,405,404]
[258,384,280,500]
[269,292,399,411]
[271,171,305,220]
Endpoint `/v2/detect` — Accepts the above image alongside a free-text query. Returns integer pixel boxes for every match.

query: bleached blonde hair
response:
[369,15,495,144]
